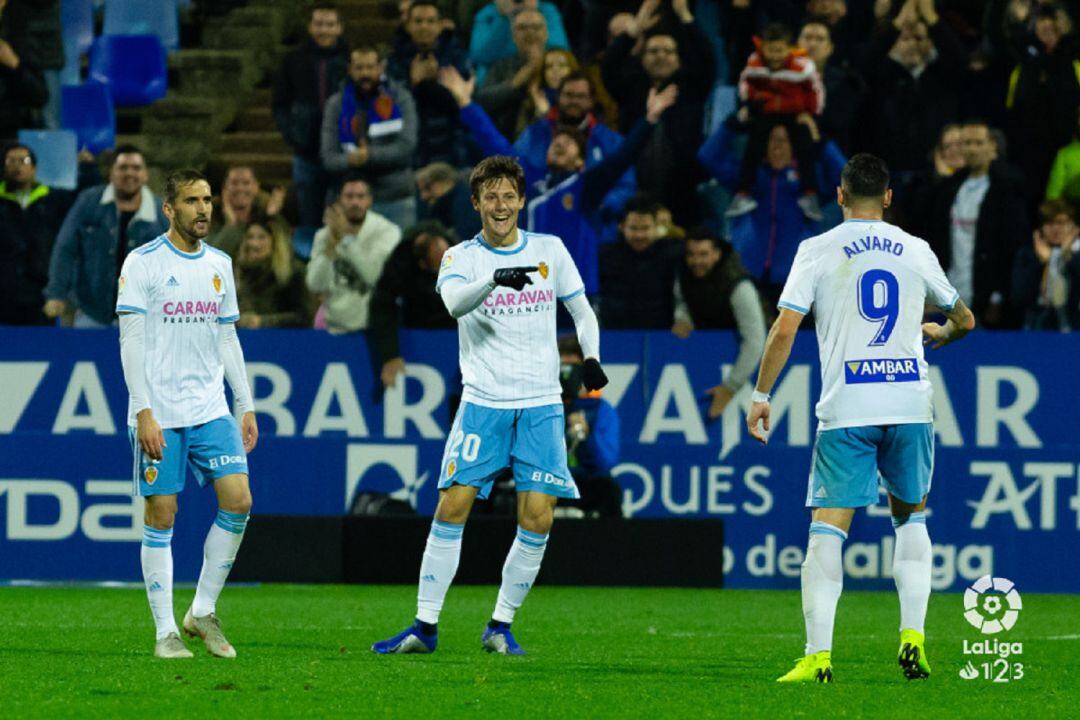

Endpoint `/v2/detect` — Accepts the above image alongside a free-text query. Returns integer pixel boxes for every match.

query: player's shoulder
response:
[130,234,168,260]
[521,230,564,247]
[202,243,234,267]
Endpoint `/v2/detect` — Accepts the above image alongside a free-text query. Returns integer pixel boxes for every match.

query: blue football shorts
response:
[437,402,579,500]
[806,422,933,508]
[128,415,248,497]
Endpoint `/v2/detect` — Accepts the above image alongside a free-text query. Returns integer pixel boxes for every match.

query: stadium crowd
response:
[3,0,1080,371]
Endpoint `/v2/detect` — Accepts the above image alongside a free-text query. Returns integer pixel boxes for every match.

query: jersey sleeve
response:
[553,237,585,302]
[218,259,240,323]
[919,242,960,310]
[777,241,815,315]
[115,253,150,315]
[436,245,475,293]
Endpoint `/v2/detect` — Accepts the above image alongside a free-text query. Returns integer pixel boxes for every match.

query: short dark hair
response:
[351,44,382,60]
[407,0,439,17]
[1035,2,1062,21]
[621,194,661,220]
[762,22,792,43]
[469,155,526,200]
[558,71,593,96]
[552,127,587,160]
[112,144,144,166]
[840,153,890,201]
[164,169,208,205]
[1040,198,1076,224]
[405,219,458,261]
[310,2,339,20]
[685,226,723,250]
[341,171,371,192]
[3,142,36,166]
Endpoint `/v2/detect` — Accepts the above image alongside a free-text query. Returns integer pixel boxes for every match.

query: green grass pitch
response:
[1,585,1077,718]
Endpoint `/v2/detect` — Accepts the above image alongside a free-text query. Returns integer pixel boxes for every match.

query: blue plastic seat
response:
[88,35,168,107]
[103,0,179,51]
[61,82,116,154]
[17,130,79,190]
[60,0,95,84]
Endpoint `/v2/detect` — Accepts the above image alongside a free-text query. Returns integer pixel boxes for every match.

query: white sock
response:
[492,527,548,624]
[802,520,846,655]
[416,520,464,624]
[191,510,248,618]
[892,512,931,634]
[142,525,178,640]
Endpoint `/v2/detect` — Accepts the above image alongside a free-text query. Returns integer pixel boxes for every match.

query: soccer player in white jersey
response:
[747,154,975,683]
[116,170,258,659]
[372,155,607,655]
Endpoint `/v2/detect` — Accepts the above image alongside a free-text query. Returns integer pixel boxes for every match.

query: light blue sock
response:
[142,524,178,640]
[191,510,249,618]
[892,512,930,634]
[802,521,847,655]
[492,527,549,624]
[416,520,464,624]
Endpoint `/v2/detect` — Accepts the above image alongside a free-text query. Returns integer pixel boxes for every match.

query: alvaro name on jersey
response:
[778,219,960,430]
[115,234,239,429]
[436,230,585,409]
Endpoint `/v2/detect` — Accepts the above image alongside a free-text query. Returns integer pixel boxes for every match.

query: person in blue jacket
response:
[469,0,569,84]
[514,72,635,241]
[440,66,677,296]
[697,115,845,302]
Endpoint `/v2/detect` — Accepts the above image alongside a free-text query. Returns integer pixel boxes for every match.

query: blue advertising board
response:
[1,327,1077,592]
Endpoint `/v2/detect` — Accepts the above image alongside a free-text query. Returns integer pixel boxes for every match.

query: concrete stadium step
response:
[220,131,290,155]
[235,106,278,132]
[214,152,292,183]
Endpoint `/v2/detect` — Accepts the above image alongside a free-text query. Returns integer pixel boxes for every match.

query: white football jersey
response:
[436,229,585,409]
[116,234,239,428]
[778,219,959,430]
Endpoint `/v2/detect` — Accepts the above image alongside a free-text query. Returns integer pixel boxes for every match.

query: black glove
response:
[582,358,608,391]
[493,266,538,291]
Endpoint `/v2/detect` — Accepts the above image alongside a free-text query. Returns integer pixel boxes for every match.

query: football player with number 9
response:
[747,154,975,683]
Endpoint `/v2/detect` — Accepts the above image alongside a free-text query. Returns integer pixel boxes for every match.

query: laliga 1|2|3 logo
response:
[958,575,1025,683]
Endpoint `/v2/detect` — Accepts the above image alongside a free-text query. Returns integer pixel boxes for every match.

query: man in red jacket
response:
[729,23,825,222]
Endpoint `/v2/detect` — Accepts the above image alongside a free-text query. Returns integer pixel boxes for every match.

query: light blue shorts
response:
[437,402,579,500]
[807,422,933,508]
[128,415,248,497]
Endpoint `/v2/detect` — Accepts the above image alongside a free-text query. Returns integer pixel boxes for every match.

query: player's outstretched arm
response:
[747,308,804,444]
[219,322,258,452]
[564,293,608,390]
[922,298,975,350]
[439,268,538,318]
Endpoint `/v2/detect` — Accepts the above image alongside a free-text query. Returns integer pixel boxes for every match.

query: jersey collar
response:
[474,228,528,255]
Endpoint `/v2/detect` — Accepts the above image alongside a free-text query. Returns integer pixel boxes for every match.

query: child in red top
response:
[729,23,826,221]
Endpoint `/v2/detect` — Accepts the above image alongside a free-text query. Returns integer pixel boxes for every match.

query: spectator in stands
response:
[385,0,472,168]
[511,48,579,138]
[728,23,826,222]
[1005,1,1080,215]
[0,5,47,140]
[671,228,766,419]
[797,19,863,156]
[558,334,622,518]
[208,166,288,257]
[898,123,965,235]
[437,0,488,40]
[416,162,479,241]
[441,66,677,296]
[0,143,74,325]
[1046,110,1080,209]
[19,0,62,130]
[44,146,167,328]
[514,70,635,237]
[306,175,400,334]
[804,0,860,68]
[599,195,684,328]
[369,220,458,388]
[698,115,846,303]
[1012,198,1080,331]
[924,121,1028,329]
[601,0,714,225]
[321,46,419,230]
[475,8,552,139]
[234,217,312,329]
[272,3,349,228]
[856,0,965,181]
[470,0,569,84]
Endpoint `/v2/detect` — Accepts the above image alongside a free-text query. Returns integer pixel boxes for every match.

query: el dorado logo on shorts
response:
[446,460,457,478]
[144,466,158,485]
[538,261,549,279]
[958,575,1025,683]
[843,358,918,384]
[212,273,222,294]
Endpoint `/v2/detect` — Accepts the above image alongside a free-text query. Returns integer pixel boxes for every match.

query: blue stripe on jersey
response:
[558,287,585,302]
[133,237,165,255]
[204,244,231,260]
[940,291,960,311]
[473,231,529,255]
[809,520,848,541]
[116,304,146,314]
[218,314,239,323]
[162,236,206,260]
[436,273,467,291]
[843,219,879,224]
[778,300,809,314]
